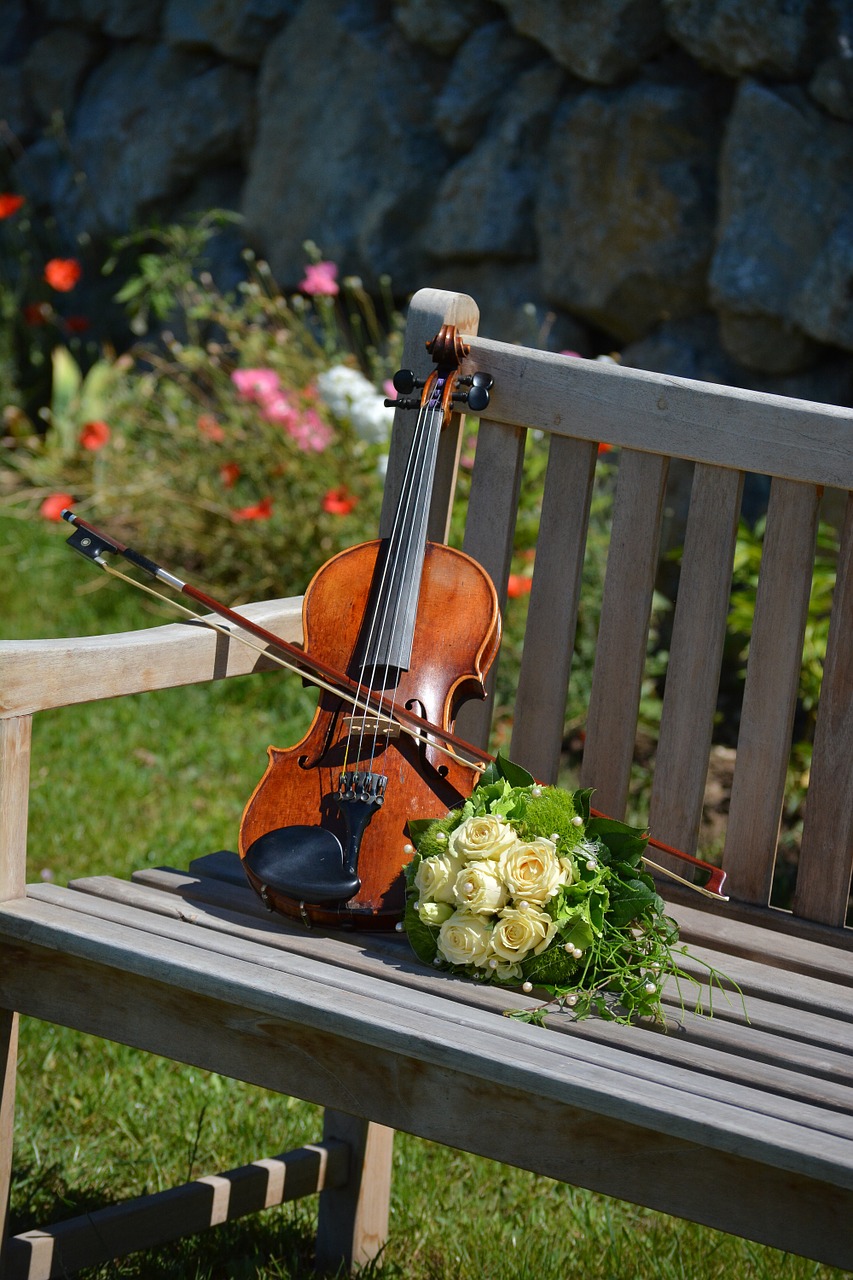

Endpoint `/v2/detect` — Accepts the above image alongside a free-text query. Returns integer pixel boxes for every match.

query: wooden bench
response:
[1,288,852,1277]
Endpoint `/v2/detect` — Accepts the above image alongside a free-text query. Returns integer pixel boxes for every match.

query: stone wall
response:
[3,0,853,403]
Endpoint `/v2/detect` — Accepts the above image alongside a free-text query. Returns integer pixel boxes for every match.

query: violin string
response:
[339,386,433,775]
[81,564,726,900]
[365,381,444,773]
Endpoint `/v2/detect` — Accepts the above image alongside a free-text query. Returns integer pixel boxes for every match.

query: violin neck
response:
[361,397,445,672]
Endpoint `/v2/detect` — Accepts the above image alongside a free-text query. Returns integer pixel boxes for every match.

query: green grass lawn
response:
[2,513,848,1280]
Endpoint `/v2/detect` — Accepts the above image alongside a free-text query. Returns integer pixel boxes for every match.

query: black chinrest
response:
[243,826,361,905]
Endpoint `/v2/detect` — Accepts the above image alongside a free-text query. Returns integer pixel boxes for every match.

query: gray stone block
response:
[242,0,446,290]
[495,0,668,85]
[164,0,297,65]
[65,43,254,236]
[434,20,542,153]
[711,79,853,355]
[663,0,819,79]
[535,76,722,341]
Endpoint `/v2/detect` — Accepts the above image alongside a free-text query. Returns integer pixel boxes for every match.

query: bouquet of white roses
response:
[404,755,734,1025]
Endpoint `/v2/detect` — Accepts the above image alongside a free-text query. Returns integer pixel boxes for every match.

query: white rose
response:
[452,859,508,915]
[449,815,517,863]
[414,852,464,904]
[501,838,565,904]
[417,900,454,927]
[489,905,556,963]
[437,912,492,968]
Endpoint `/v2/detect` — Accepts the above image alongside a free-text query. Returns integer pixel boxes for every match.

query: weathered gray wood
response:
[0,715,31,898]
[5,1141,348,1280]
[649,463,744,865]
[0,598,304,717]
[455,416,527,749]
[511,435,598,783]
[462,334,853,489]
[794,490,853,925]
[3,893,852,1165]
[315,1111,393,1273]
[724,479,821,904]
[581,449,669,816]
[0,901,851,1267]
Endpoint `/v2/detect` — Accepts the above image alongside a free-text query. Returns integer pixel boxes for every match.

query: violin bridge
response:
[342,713,400,738]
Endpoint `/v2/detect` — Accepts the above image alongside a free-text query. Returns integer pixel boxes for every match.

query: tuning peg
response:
[383,395,420,410]
[466,383,491,413]
[392,369,425,394]
[471,371,493,390]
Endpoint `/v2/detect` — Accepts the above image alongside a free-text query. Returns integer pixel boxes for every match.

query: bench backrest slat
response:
[510,435,597,784]
[794,491,853,926]
[647,464,744,866]
[580,448,669,818]
[725,478,821,904]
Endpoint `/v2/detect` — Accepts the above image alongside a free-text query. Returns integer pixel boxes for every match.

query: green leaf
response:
[493,751,535,789]
[607,878,660,927]
[407,818,434,848]
[402,895,438,967]
[572,788,594,823]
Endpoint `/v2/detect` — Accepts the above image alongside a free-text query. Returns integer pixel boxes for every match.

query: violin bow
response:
[61,509,727,900]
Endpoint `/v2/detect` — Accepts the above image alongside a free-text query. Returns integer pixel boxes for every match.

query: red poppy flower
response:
[0,194,25,219]
[506,574,533,599]
[220,461,241,489]
[79,420,110,451]
[44,258,82,292]
[598,442,613,455]
[231,496,273,521]
[322,486,357,515]
[39,493,74,521]
[65,315,90,334]
[198,414,225,442]
[23,302,50,326]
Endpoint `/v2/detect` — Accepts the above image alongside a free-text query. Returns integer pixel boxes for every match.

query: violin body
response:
[239,537,501,929]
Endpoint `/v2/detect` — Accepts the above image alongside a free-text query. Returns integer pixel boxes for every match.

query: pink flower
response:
[299,261,339,296]
[231,368,281,402]
[287,409,334,453]
[261,392,298,427]
[40,493,74,521]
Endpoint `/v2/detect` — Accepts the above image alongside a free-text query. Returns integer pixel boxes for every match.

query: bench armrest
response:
[0,596,304,718]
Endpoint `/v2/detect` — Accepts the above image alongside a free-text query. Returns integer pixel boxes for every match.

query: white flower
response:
[500,837,565,904]
[418,900,454,927]
[489,905,556,963]
[437,912,492,968]
[316,365,394,443]
[414,852,464,904]
[452,859,508,914]
[449,814,517,863]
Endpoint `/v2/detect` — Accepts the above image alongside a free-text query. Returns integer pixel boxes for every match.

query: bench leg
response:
[0,1009,18,1274]
[315,1111,393,1274]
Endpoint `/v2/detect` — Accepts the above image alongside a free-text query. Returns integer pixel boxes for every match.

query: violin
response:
[237,325,501,929]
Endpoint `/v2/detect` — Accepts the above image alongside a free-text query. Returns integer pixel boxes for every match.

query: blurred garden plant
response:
[1,212,402,600]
